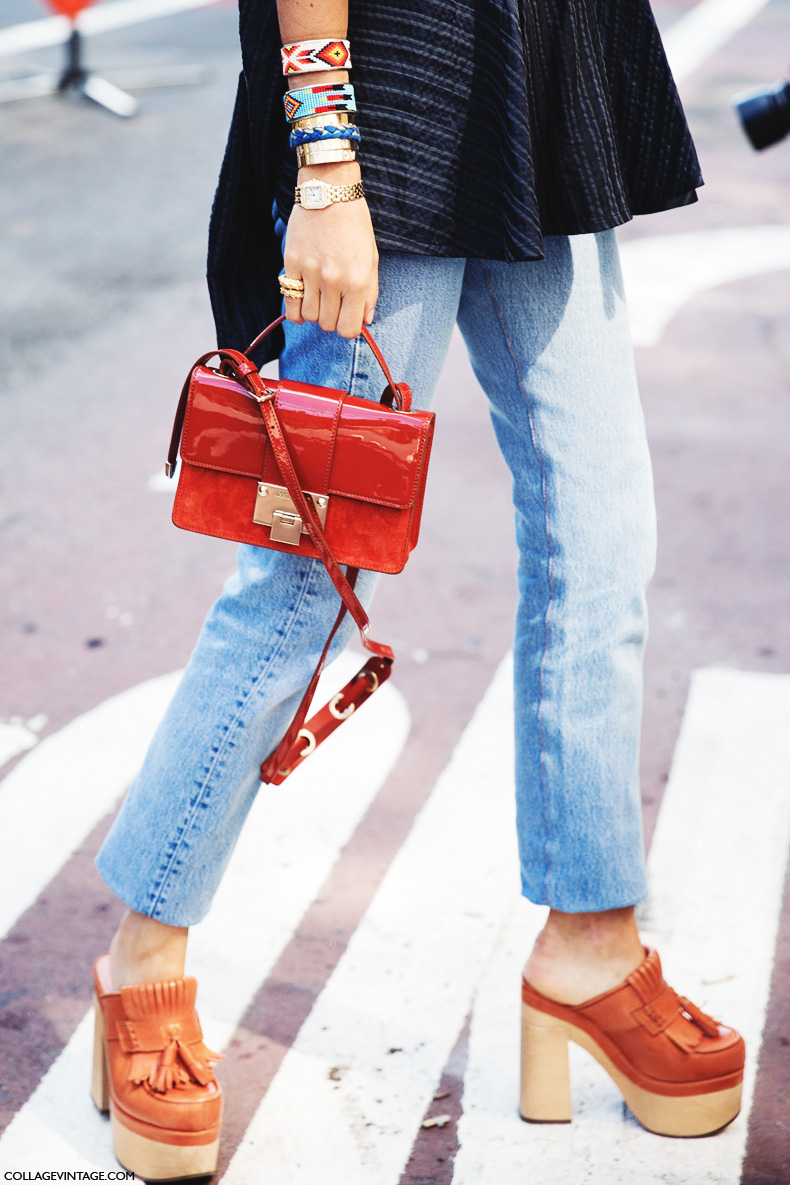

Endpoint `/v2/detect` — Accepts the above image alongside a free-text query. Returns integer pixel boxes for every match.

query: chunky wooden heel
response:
[92,954,223,1180]
[521,949,745,1138]
[520,1004,572,1122]
[110,1112,220,1181]
[91,994,110,1114]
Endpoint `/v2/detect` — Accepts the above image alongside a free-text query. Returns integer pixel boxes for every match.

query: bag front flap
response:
[180,367,433,509]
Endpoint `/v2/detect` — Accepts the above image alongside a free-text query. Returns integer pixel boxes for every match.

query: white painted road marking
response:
[0,720,39,768]
[0,670,182,941]
[222,654,519,1185]
[0,0,223,60]
[663,0,772,85]
[454,667,790,1185]
[620,227,790,348]
[0,650,410,1171]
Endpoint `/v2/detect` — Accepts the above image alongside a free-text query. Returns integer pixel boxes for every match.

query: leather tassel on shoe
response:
[520,948,745,1137]
[91,954,223,1181]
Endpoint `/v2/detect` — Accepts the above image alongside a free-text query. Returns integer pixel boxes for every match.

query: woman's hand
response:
[283,161,379,339]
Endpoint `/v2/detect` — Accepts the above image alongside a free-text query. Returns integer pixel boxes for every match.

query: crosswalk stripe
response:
[0,720,39,768]
[0,671,182,941]
[620,227,790,348]
[221,654,520,1185]
[662,0,771,84]
[453,667,790,1185]
[0,651,410,1170]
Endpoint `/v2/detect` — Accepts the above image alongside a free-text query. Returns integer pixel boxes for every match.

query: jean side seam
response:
[346,332,363,400]
[147,559,320,915]
[477,260,556,906]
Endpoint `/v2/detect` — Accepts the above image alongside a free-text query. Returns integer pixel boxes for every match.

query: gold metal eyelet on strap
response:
[364,669,380,693]
[329,693,355,721]
[276,728,317,779]
[297,728,316,756]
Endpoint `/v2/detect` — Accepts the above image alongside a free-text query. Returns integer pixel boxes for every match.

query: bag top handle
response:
[245,315,411,412]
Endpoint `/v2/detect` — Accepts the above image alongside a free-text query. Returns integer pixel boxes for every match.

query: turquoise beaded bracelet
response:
[283,82,356,123]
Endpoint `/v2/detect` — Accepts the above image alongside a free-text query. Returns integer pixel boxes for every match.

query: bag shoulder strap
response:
[166,321,400,785]
[239,353,394,783]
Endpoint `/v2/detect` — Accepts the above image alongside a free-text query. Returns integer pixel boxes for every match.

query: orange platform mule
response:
[92,955,223,1180]
[520,948,744,1137]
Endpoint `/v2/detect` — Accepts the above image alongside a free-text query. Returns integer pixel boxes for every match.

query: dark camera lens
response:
[733,80,790,150]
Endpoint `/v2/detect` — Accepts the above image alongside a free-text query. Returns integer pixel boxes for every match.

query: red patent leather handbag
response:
[166,315,435,784]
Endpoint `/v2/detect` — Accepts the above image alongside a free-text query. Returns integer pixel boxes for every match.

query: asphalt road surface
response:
[1,1,789,1182]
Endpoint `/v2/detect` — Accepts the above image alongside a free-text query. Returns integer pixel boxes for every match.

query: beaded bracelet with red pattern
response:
[281,39,351,76]
[283,83,356,123]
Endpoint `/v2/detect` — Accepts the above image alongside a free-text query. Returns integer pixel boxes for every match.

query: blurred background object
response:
[0,0,210,116]
[0,0,138,115]
[733,74,790,149]
[48,0,96,18]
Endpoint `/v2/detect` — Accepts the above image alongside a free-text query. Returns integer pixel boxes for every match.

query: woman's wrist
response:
[296,159,361,186]
[287,69,349,90]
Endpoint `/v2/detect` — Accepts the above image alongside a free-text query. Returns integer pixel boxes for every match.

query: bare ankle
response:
[524,907,645,1005]
[538,906,642,957]
[109,909,189,990]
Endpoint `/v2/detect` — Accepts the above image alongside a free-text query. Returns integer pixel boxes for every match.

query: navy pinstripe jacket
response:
[207,0,702,363]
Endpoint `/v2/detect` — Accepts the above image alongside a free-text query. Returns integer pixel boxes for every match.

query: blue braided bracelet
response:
[289,124,361,148]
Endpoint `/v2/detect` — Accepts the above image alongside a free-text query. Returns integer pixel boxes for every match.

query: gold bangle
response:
[296,141,357,163]
[296,142,357,168]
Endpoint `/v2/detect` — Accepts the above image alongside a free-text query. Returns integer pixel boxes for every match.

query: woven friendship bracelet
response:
[290,125,361,149]
[283,83,356,123]
[281,39,351,75]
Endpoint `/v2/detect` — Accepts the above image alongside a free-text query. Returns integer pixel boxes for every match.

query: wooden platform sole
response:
[520,1002,742,1137]
[110,1115,220,1182]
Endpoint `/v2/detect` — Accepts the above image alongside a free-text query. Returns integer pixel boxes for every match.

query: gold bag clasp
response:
[253,483,328,545]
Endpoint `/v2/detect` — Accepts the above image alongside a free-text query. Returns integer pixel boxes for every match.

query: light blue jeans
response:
[97,232,655,925]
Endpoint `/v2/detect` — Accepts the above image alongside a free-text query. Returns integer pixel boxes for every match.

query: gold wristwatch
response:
[294,178,365,209]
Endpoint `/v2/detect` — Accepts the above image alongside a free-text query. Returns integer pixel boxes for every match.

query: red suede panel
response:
[172,465,415,574]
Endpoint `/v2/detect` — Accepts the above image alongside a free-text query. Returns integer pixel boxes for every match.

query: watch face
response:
[302,182,327,209]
